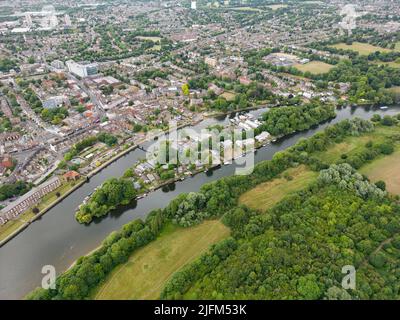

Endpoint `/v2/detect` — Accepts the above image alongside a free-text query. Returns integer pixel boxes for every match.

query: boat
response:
[380,106,389,110]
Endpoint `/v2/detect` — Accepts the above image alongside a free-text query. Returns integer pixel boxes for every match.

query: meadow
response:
[239,165,317,212]
[330,42,393,55]
[294,61,334,74]
[94,220,230,300]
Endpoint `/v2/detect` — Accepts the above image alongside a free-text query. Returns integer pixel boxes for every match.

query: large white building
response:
[0,176,61,225]
[66,60,98,78]
[191,1,197,10]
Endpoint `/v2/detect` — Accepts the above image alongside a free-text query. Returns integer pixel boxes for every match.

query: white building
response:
[191,1,197,10]
[66,60,98,78]
[43,95,69,109]
[64,14,72,27]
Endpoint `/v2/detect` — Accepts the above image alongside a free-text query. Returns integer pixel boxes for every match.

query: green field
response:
[228,6,264,12]
[239,165,317,212]
[0,210,34,242]
[268,4,288,10]
[220,91,236,101]
[395,42,400,51]
[360,149,400,195]
[136,36,161,43]
[94,220,230,300]
[389,86,400,94]
[294,61,334,74]
[373,61,400,69]
[314,126,400,164]
[330,42,392,55]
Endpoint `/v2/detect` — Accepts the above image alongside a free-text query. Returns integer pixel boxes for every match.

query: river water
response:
[1,105,400,299]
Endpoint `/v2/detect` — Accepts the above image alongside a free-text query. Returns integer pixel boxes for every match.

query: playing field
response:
[136,36,161,43]
[239,165,317,212]
[360,149,400,195]
[268,4,288,10]
[228,7,264,12]
[330,42,392,55]
[94,220,230,300]
[294,61,334,74]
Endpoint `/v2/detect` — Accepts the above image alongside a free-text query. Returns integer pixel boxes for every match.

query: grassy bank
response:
[93,220,230,300]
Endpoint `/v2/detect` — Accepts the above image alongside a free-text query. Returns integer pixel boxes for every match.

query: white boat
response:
[380,106,389,110]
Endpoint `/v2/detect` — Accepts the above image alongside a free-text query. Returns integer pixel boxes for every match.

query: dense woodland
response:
[27,113,400,300]
[162,169,400,299]
[258,102,336,136]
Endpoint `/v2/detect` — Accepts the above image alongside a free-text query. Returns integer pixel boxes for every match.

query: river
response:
[1,105,400,300]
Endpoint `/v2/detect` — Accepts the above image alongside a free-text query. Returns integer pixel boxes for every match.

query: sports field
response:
[294,61,334,74]
[330,42,392,55]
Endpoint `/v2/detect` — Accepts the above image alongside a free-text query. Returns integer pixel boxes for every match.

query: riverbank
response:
[2,105,399,300]
[0,116,205,246]
[0,178,86,247]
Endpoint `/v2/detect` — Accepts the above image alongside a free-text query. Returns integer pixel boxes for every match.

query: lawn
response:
[228,7,264,13]
[294,61,334,74]
[267,4,288,10]
[220,91,236,101]
[136,36,161,43]
[388,86,400,94]
[239,165,317,212]
[395,42,400,51]
[36,179,83,212]
[0,210,35,242]
[0,179,81,242]
[330,42,392,55]
[94,220,230,300]
[360,149,400,195]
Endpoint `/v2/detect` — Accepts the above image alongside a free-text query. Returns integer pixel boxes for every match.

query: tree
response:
[182,83,190,96]
[375,181,386,191]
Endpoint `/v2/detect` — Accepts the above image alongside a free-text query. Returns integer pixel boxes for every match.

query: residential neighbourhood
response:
[1,0,400,303]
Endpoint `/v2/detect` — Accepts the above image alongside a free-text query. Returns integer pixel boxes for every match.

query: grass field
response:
[360,149,400,195]
[220,91,236,101]
[268,4,288,10]
[330,42,392,55]
[136,36,161,43]
[239,165,317,212]
[395,42,400,51]
[373,61,400,69]
[228,7,264,12]
[94,220,230,300]
[0,210,35,242]
[388,86,400,94]
[294,61,334,74]
[314,126,400,165]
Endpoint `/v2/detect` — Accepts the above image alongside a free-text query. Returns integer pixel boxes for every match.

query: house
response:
[63,170,80,181]
[239,76,251,86]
